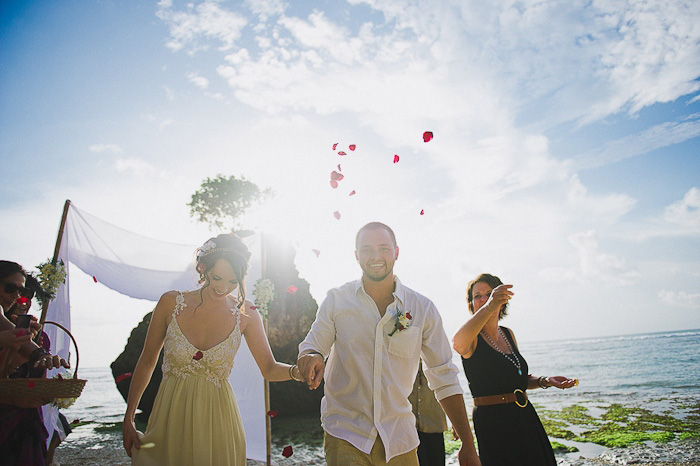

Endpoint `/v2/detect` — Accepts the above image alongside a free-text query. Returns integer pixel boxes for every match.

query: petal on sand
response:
[282,446,293,458]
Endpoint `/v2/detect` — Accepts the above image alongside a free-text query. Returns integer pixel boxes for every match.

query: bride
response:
[122,233,303,465]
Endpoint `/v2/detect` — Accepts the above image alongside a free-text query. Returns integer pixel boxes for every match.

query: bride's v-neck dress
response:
[132,292,245,465]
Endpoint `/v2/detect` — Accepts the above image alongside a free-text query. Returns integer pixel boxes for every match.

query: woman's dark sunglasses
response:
[2,282,32,298]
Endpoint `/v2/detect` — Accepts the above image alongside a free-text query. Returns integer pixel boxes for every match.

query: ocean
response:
[59,328,700,463]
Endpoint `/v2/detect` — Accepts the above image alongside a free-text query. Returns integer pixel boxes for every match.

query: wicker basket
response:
[0,320,87,403]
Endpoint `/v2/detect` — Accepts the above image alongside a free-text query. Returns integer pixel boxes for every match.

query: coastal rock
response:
[110,235,323,419]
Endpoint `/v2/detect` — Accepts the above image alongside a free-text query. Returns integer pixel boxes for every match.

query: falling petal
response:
[330,180,338,189]
[420,209,424,215]
[338,151,346,156]
[349,144,356,151]
[93,276,98,283]
[312,249,321,257]
[332,143,338,150]
[193,351,204,361]
[423,131,433,142]
[393,154,400,163]
[17,297,29,305]
[286,285,298,294]
[115,372,133,384]
[282,446,293,458]
[330,171,344,181]
[337,164,341,171]
[28,381,35,388]
[267,410,279,418]
[349,190,356,196]
[334,211,341,220]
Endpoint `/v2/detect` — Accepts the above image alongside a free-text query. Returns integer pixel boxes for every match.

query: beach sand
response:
[53,423,700,466]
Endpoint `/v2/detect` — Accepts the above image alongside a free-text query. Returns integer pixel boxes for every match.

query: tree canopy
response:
[188,174,272,231]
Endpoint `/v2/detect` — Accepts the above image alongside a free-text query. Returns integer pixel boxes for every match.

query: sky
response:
[1,0,699,368]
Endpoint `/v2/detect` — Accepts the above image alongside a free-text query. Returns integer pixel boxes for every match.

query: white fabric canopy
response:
[43,202,267,461]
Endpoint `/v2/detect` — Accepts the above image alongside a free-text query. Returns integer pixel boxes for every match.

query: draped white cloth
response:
[42,203,267,461]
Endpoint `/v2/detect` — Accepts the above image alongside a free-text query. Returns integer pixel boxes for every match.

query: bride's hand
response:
[122,418,142,457]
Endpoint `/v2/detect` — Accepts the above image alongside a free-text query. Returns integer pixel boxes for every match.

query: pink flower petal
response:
[267,409,279,418]
[282,446,293,458]
[330,180,338,189]
[332,143,338,150]
[349,144,356,151]
[393,154,400,163]
[286,285,298,294]
[333,211,341,220]
[337,164,342,172]
[338,151,347,156]
[115,372,133,384]
[349,190,356,196]
[423,131,433,142]
[93,276,98,283]
[193,351,204,361]
[420,209,424,215]
[330,171,344,181]
[312,249,321,257]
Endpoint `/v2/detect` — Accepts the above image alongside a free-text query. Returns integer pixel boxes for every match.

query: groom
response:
[297,222,481,466]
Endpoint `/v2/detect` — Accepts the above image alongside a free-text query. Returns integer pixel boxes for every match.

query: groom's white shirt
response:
[299,276,462,462]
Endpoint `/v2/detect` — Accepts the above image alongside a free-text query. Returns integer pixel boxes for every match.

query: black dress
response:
[461,327,556,466]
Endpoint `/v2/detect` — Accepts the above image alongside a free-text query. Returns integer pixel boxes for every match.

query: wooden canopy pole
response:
[261,232,272,466]
[39,199,71,324]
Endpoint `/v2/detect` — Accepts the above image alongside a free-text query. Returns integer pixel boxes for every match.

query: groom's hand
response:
[297,352,325,390]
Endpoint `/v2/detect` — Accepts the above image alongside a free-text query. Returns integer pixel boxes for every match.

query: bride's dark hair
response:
[195,234,251,311]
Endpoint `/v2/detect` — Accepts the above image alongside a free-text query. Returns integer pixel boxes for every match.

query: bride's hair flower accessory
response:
[196,237,250,261]
[389,310,413,336]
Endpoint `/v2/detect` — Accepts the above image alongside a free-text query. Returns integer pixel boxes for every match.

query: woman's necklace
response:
[480,327,522,375]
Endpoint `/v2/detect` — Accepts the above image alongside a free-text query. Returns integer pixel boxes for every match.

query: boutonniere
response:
[389,309,412,336]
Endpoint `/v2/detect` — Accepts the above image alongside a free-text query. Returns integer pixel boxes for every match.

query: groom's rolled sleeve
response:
[423,362,463,400]
[420,302,463,401]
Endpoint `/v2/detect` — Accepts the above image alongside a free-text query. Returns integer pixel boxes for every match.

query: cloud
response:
[114,157,158,176]
[89,143,123,154]
[568,230,641,285]
[187,72,210,89]
[662,187,700,234]
[659,289,700,307]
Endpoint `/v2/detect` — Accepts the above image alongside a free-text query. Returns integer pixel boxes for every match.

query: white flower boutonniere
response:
[389,309,413,336]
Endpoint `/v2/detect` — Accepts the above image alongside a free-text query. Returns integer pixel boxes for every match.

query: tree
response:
[188,175,272,231]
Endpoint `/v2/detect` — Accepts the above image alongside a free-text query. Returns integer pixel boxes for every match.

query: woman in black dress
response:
[453,273,577,466]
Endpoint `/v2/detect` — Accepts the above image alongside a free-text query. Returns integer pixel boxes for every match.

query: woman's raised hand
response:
[484,284,513,313]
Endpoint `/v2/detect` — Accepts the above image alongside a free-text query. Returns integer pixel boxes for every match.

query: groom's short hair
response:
[355,222,397,249]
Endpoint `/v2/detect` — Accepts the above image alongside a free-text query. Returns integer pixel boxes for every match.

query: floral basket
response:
[0,321,86,404]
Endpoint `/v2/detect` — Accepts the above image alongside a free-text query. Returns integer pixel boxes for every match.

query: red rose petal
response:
[349,190,356,196]
[115,372,133,384]
[28,381,35,388]
[393,154,400,163]
[406,312,412,319]
[17,297,29,305]
[267,409,278,418]
[282,445,293,458]
[312,249,320,257]
[420,209,424,215]
[193,351,204,361]
[423,131,433,142]
[338,151,346,156]
[337,164,341,172]
[93,276,98,283]
[332,143,338,150]
[330,180,338,189]
[333,211,341,220]
[349,144,356,151]
[286,285,298,294]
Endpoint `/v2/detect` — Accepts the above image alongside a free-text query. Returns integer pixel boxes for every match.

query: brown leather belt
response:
[473,389,528,408]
